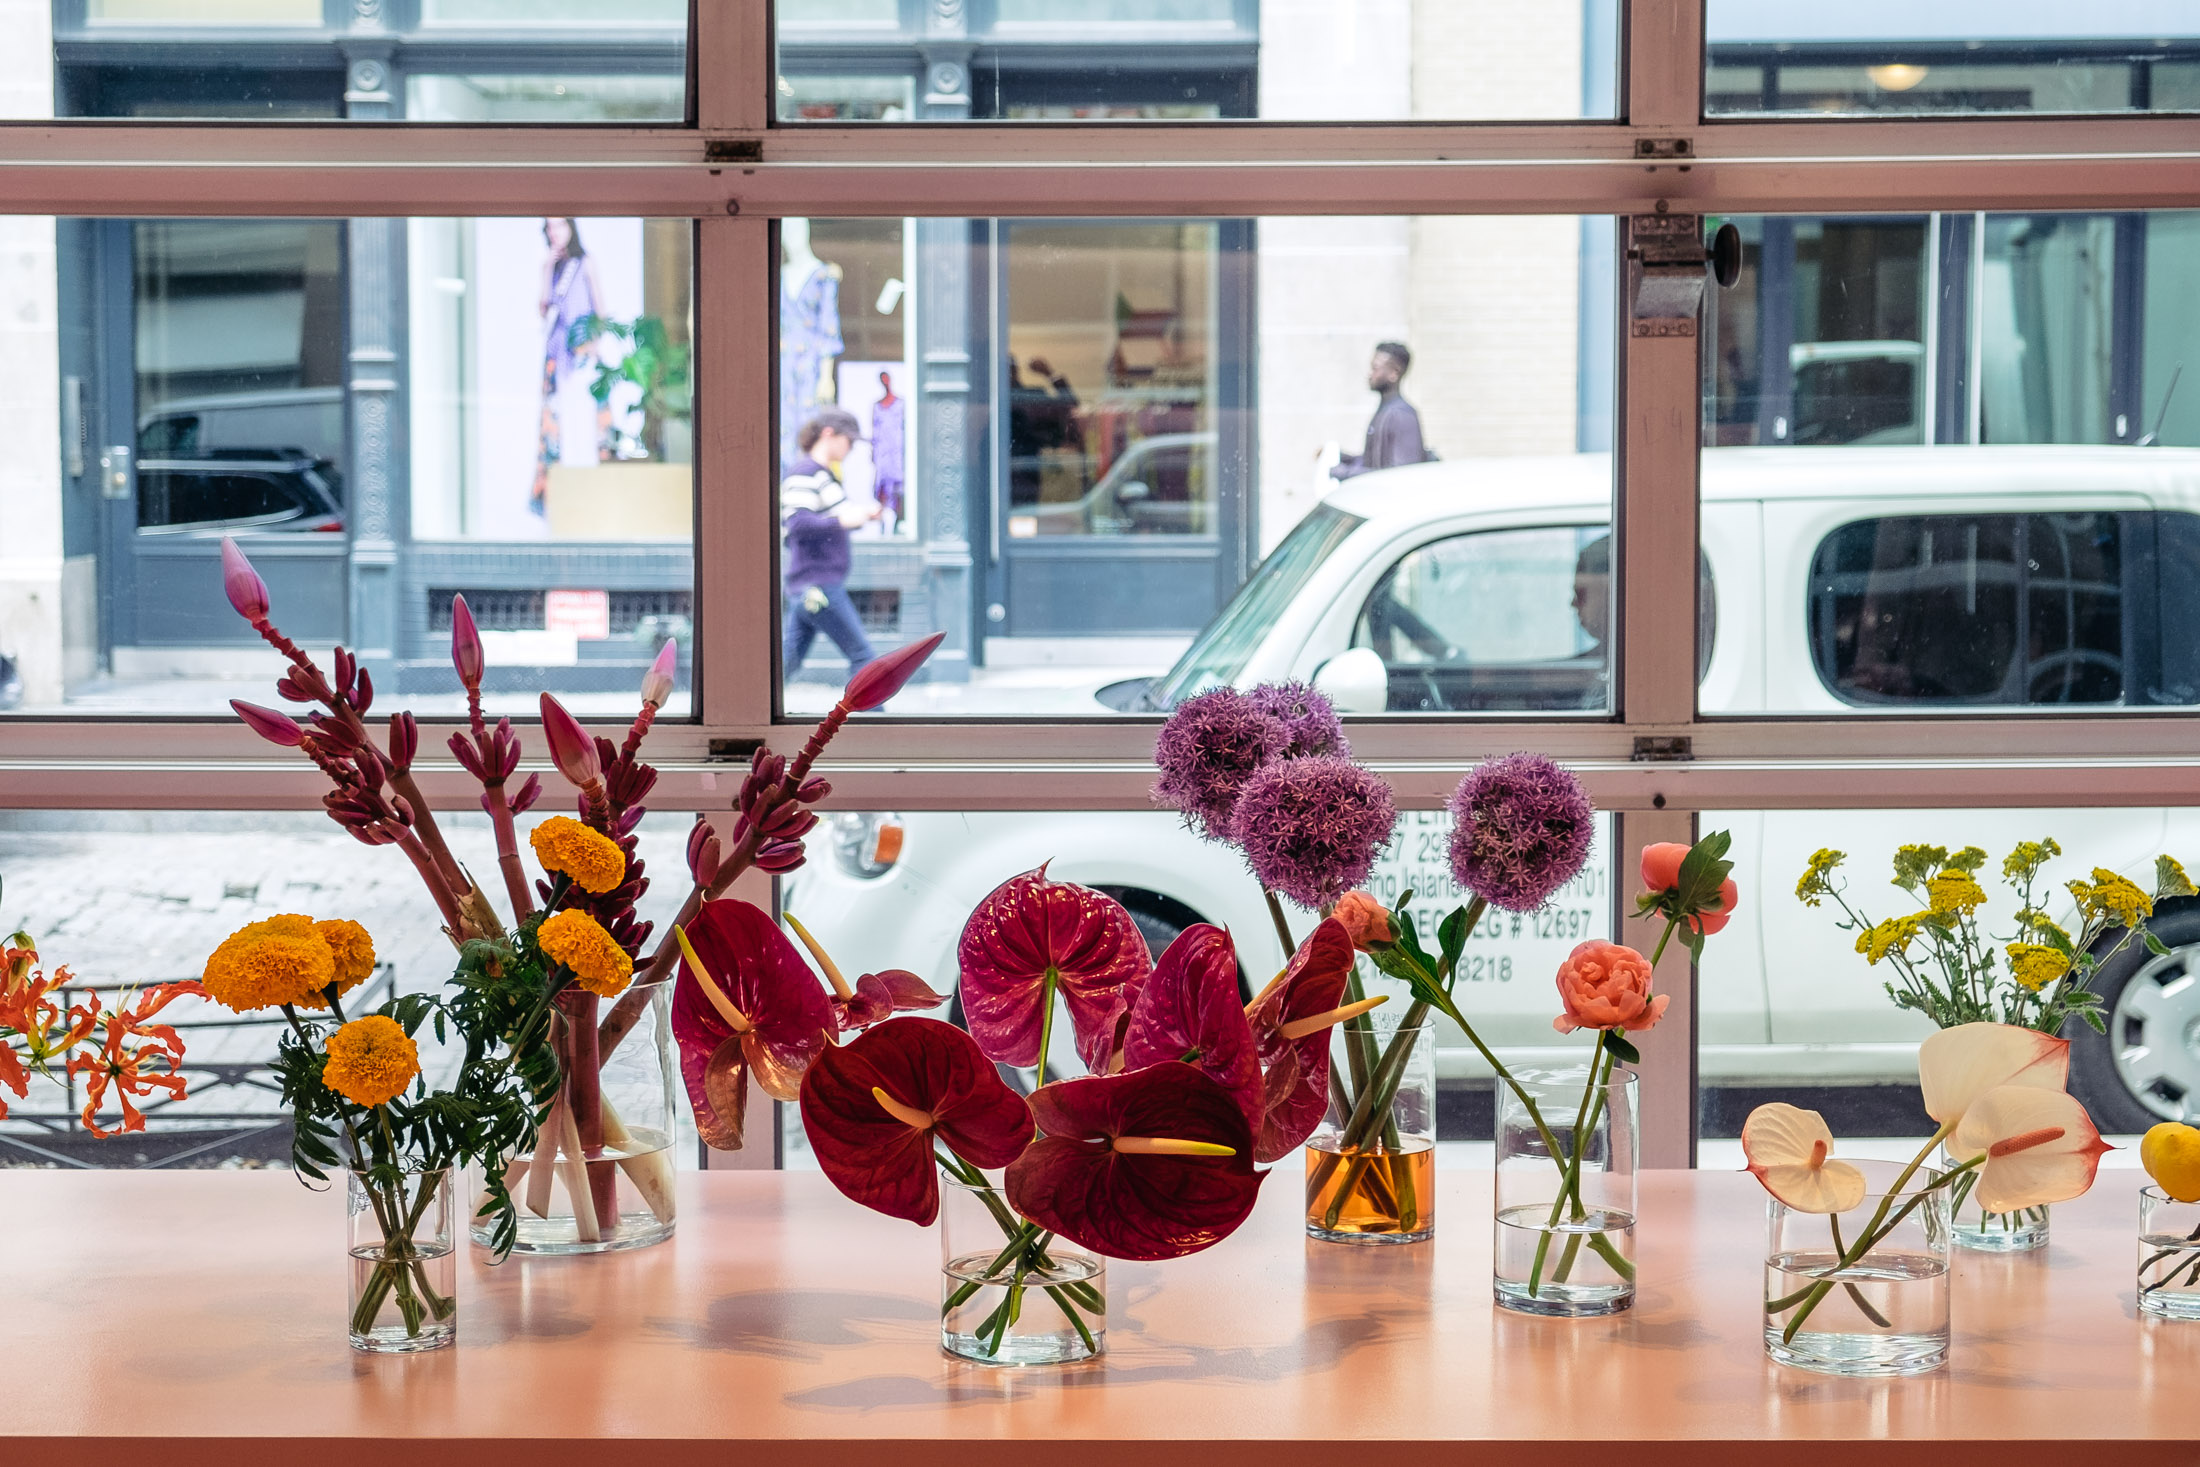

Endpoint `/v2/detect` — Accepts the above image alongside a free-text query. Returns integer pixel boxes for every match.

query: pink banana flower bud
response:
[353,666,375,714]
[387,711,419,771]
[640,638,678,708]
[333,647,356,698]
[756,839,808,874]
[687,817,722,887]
[538,693,602,789]
[797,777,831,803]
[230,699,305,748]
[219,537,270,624]
[448,730,487,779]
[841,631,945,712]
[510,771,544,814]
[449,593,484,691]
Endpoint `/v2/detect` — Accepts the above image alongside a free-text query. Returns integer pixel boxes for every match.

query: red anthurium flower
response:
[800,1016,1034,1225]
[956,867,1153,1072]
[836,969,948,1032]
[1122,925,1263,1132]
[672,898,836,1150]
[1243,917,1359,1163]
[1006,1061,1264,1260]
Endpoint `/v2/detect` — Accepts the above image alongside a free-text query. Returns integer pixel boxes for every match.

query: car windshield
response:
[1146,503,1365,708]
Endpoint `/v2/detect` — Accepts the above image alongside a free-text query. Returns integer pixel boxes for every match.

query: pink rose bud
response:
[231,699,304,748]
[449,593,484,691]
[842,631,945,712]
[640,638,678,708]
[1639,842,1689,893]
[538,693,602,788]
[1331,890,1395,952]
[219,537,270,624]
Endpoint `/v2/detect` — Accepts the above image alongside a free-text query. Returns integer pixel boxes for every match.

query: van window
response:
[1808,511,2200,707]
[138,468,308,530]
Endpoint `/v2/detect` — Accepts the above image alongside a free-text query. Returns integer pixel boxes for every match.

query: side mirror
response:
[1312,647,1388,714]
[1116,479,1150,501]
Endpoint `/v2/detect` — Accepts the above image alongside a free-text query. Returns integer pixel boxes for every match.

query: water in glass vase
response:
[2138,1231,2200,1319]
[1304,1141,1436,1243]
[1492,1203,1636,1315]
[349,1243,458,1353]
[940,1250,1106,1365]
[1763,1250,1949,1375]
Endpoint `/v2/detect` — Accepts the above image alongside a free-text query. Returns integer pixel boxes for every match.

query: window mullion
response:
[1617,220,1703,733]
[694,214,777,732]
[1626,0,1706,131]
[696,0,773,133]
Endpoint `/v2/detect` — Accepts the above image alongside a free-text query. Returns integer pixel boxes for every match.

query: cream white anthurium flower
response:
[1950,1085,2113,1214]
[1918,1022,2070,1128]
[1742,1103,1866,1214]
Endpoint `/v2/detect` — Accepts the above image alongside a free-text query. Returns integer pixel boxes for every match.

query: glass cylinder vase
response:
[1941,1143,2049,1252]
[1764,1158,1950,1376]
[472,976,678,1255]
[348,1165,457,1353]
[939,1176,1105,1365]
[2139,1185,2200,1320]
[1305,1016,1436,1244]
[1493,1066,1637,1316]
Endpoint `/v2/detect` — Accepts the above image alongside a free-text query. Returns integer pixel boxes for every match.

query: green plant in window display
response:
[572,312,691,460]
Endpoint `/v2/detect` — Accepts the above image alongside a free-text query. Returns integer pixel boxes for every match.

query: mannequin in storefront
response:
[780,218,844,470]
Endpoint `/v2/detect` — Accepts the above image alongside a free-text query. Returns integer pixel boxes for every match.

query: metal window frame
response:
[6,0,2199,1162]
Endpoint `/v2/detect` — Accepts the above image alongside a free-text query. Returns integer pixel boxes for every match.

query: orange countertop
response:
[5,1167,2190,1466]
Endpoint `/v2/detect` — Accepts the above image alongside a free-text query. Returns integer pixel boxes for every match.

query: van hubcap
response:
[2110,946,2200,1122]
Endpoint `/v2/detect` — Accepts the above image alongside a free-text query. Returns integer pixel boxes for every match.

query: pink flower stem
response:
[394,828,468,940]
[621,703,656,762]
[485,781,536,921]
[565,990,616,1233]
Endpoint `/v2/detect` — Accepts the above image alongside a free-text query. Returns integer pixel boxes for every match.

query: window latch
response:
[1627,215,1743,338]
[1632,735,1694,762]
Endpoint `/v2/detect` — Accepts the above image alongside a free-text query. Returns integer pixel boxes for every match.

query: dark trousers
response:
[783,582,877,681]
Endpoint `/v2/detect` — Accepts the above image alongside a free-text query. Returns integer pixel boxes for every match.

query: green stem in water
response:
[1529,1033,1610,1298]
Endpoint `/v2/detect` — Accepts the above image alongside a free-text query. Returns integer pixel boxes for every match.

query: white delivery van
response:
[787,446,2200,1132]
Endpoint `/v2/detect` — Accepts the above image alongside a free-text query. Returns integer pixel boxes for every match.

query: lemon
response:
[2140,1122,2200,1204]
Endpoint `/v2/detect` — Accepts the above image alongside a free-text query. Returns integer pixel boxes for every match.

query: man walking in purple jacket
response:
[1330,341,1430,481]
[782,406,881,680]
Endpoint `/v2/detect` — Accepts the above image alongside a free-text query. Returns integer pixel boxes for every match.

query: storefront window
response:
[776,214,1616,718]
[775,0,1618,121]
[0,216,692,718]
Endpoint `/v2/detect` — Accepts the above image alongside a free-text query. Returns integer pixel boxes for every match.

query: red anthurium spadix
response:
[1006,1061,1263,1260]
[1243,917,1358,1163]
[1121,924,1263,1132]
[799,1016,1034,1225]
[672,899,836,1150]
[956,866,1152,1072]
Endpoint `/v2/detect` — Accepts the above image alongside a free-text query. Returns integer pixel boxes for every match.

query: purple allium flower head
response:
[1446,752,1595,913]
[1153,687,1291,841]
[1246,680,1349,760]
[1230,755,1398,911]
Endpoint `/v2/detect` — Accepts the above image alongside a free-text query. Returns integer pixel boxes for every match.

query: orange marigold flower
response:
[295,919,376,1011]
[536,908,634,997]
[202,915,335,1012]
[530,816,628,896]
[322,1014,420,1108]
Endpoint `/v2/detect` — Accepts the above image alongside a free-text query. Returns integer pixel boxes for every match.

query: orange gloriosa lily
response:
[65,983,203,1139]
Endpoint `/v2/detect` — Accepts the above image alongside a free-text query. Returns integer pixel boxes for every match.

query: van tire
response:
[2068,901,2200,1134]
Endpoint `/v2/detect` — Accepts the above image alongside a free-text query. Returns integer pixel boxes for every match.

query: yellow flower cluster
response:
[2069,868,2152,930]
[2005,943,2071,992]
[203,915,335,1012]
[1855,914,1925,965]
[1925,868,1987,917]
[2159,855,2197,901]
[2002,838,2063,885]
[1795,848,1846,907]
[202,914,376,1014]
[537,908,634,997]
[529,816,629,896]
[321,1014,420,1108]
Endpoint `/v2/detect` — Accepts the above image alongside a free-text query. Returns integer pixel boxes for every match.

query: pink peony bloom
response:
[1552,938,1667,1034]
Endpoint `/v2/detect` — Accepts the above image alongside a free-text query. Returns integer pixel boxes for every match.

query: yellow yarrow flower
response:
[1856,915,1924,965]
[321,1014,420,1108]
[2005,943,2071,993]
[537,908,634,997]
[2070,868,2152,929]
[1925,868,1987,917]
[202,914,336,1012]
[1891,844,1950,892]
[2158,855,2197,901]
[1795,848,1846,907]
[529,816,628,896]
[2002,838,2062,885]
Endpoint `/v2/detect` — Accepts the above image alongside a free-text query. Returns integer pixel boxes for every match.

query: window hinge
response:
[703,137,763,164]
[707,737,766,763]
[1632,736,1694,762]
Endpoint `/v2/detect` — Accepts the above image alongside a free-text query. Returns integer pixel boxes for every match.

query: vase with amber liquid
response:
[1305,1015,1435,1244]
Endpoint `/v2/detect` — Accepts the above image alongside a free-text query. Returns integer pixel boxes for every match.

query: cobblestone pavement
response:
[0,810,694,1153]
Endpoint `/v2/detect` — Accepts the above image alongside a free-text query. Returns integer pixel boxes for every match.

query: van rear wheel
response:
[2069,903,2200,1134]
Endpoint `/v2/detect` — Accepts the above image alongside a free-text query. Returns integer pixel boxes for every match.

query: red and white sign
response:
[545,589,612,641]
